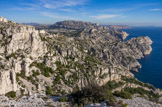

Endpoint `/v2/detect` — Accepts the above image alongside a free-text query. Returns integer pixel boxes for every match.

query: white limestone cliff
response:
[0,17,8,23]
[0,17,153,96]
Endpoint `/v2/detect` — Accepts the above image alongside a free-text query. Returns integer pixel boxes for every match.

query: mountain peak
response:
[50,20,100,29]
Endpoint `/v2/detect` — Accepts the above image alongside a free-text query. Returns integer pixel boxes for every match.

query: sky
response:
[0,0,162,26]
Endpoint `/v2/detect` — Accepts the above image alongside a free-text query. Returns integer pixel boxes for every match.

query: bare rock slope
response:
[0,17,161,107]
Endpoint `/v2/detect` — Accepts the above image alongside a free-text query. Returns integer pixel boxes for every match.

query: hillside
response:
[0,16,161,107]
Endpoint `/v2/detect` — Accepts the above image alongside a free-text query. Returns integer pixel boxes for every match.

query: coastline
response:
[123,27,162,89]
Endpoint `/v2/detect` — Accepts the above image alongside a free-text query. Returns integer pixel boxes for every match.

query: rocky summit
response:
[0,17,161,107]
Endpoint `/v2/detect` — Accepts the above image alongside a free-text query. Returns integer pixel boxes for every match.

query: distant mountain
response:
[106,25,131,30]
[33,21,131,31]
[22,22,40,26]
[49,20,99,29]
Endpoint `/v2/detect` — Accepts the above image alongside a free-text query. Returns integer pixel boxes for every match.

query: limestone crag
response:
[0,17,8,23]
[126,36,153,56]
[119,31,129,40]
[0,20,47,94]
[0,18,153,97]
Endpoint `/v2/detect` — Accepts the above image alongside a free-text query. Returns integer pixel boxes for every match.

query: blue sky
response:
[0,0,162,26]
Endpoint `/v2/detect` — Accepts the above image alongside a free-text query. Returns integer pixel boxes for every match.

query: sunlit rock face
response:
[0,17,152,95]
[0,17,8,23]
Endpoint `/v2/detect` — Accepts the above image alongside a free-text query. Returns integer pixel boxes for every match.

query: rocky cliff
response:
[0,17,161,107]
[0,19,47,94]
[0,18,152,94]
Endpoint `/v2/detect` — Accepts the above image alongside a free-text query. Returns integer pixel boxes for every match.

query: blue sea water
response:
[123,27,162,89]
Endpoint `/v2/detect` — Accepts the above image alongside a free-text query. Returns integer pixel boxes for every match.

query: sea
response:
[123,27,162,89]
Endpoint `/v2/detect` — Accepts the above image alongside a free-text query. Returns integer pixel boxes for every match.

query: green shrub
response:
[123,104,127,107]
[20,89,25,96]
[55,61,68,77]
[71,73,79,82]
[44,71,50,77]
[30,56,33,60]
[16,75,19,82]
[32,70,40,77]
[55,61,62,67]
[54,74,61,83]
[85,55,101,65]
[30,62,54,77]
[39,33,47,41]
[71,83,116,105]
[59,96,68,102]
[104,81,124,90]
[0,64,4,70]
[7,53,17,59]
[123,87,160,101]
[114,91,132,99]
[5,91,16,98]
[127,56,135,62]
[16,71,25,78]
[27,75,36,85]
[46,86,52,95]
[20,55,25,58]
[121,76,154,89]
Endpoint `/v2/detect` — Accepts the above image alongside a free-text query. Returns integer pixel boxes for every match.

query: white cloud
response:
[101,8,134,13]
[41,0,88,9]
[150,9,161,11]
[41,12,76,20]
[90,14,120,19]
[59,8,74,12]
[12,3,40,11]
[13,0,88,11]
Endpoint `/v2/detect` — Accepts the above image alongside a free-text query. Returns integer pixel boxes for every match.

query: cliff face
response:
[0,18,153,95]
[0,19,48,94]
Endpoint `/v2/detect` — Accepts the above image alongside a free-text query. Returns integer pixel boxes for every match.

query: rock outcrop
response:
[0,17,8,23]
[126,36,153,56]
[0,18,154,98]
